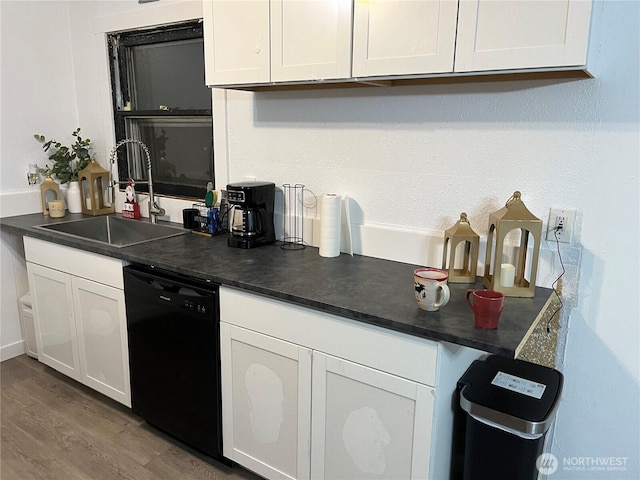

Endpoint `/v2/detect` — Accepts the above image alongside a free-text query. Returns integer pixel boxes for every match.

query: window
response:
[108,21,213,199]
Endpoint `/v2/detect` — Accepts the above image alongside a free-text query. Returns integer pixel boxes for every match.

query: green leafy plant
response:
[34,128,92,184]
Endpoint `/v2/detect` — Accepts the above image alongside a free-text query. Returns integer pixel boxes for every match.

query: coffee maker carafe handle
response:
[229,204,244,234]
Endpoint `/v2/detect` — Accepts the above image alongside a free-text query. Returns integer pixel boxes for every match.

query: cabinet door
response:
[204,0,270,85]
[27,263,81,382]
[221,323,312,480]
[352,0,458,77]
[311,352,434,480]
[72,277,130,407]
[455,0,592,72]
[271,0,352,82]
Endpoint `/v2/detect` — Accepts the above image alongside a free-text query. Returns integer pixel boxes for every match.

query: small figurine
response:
[122,179,141,219]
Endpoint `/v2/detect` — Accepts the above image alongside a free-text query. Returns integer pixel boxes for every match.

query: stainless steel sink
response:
[36,216,187,248]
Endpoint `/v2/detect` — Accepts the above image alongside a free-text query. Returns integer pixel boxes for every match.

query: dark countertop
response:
[1,213,553,357]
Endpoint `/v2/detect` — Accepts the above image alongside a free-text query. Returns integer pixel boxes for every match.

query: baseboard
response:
[1,340,25,362]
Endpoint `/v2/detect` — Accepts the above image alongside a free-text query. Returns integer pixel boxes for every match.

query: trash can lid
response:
[459,355,563,436]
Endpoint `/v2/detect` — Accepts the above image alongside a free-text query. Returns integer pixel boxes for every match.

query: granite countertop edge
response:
[1,214,553,357]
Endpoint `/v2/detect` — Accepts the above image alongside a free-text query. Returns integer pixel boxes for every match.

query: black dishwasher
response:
[123,264,223,460]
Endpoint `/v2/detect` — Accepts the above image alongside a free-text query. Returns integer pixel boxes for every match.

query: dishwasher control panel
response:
[183,299,208,315]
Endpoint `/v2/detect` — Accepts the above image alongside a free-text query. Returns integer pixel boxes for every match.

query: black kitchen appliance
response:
[123,264,224,460]
[227,181,275,248]
[454,355,563,479]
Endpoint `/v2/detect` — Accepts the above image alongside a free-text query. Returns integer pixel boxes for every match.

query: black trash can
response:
[457,355,563,480]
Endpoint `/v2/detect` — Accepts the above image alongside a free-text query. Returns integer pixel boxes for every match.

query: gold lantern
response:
[40,175,62,215]
[484,191,542,297]
[78,159,115,216]
[442,212,479,283]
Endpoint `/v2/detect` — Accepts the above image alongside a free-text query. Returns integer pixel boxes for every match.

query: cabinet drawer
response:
[220,286,438,386]
[24,236,124,289]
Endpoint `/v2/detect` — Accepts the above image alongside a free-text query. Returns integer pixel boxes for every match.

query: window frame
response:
[108,20,213,199]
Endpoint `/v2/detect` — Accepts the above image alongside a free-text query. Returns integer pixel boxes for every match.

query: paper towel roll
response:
[319,194,341,258]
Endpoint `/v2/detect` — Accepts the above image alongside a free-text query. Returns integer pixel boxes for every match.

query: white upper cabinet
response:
[352,0,458,77]
[454,0,593,72]
[203,0,270,85]
[204,0,593,87]
[205,0,352,85]
[271,0,353,82]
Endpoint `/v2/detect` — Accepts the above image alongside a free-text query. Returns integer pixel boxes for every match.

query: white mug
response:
[414,268,450,312]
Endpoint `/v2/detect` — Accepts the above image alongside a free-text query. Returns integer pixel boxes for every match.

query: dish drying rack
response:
[191,203,223,236]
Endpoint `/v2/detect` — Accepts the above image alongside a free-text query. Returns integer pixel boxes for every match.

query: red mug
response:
[466,289,505,329]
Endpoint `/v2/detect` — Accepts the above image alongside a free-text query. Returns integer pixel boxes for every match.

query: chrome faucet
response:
[109,138,165,224]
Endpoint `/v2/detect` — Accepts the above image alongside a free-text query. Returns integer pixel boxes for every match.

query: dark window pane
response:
[124,117,213,190]
[109,21,213,198]
[129,39,210,111]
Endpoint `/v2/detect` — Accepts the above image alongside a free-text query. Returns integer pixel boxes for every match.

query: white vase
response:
[66,181,83,213]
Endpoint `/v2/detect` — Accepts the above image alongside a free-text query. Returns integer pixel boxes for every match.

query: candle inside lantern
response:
[500,263,515,287]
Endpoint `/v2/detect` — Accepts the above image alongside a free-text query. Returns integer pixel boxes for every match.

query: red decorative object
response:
[122,202,141,219]
[122,179,141,219]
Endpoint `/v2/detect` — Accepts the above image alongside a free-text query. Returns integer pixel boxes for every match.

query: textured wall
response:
[0,1,79,194]
[224,80,595,236]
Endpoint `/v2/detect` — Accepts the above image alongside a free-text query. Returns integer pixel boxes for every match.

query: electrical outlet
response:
[245,175,257,182]
[546,208,576,243]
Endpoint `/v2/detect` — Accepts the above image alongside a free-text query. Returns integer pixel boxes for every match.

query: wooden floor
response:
[1,355,263,480]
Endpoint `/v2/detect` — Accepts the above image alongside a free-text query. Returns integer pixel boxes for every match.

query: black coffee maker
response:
[226,181,276,248]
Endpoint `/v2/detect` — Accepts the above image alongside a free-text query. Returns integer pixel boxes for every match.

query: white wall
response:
[0,0,79,358]
[0,1,79,194]
[1,0,638,478]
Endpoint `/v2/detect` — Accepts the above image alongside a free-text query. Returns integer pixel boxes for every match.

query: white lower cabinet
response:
[311,352,434,479]
[73,276,129,404]
[220,286,482,480]
[221,323,433,480]
[28,263,80,381]
[25,237,131,407]
[221,323,312,480]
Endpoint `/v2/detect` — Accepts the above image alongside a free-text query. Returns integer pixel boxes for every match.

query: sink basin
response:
[36,216,187,248]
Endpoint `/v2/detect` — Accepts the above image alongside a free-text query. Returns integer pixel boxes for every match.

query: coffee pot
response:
[226,181,275,248]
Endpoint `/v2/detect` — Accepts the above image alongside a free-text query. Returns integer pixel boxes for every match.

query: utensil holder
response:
[282,183,305,250]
